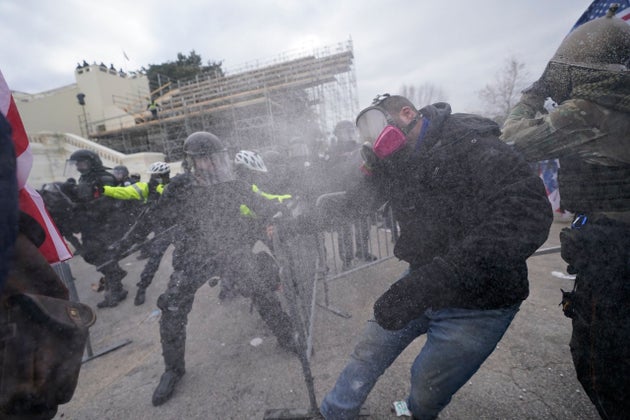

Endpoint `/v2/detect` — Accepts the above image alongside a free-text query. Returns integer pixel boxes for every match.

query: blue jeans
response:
[320,304,520,419]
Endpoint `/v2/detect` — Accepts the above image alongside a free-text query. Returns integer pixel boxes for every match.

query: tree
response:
[145,50,224,93]
[399,82,448,107]
[477,56,530,125]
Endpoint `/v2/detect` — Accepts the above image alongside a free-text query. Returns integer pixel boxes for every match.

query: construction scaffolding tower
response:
[92,39,359,161]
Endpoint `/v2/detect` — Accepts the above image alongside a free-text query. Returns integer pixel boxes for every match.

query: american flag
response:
[0,69,72,264]
[572,0,630,30]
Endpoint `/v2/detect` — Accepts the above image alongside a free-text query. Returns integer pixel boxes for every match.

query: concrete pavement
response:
[54,219,599,419]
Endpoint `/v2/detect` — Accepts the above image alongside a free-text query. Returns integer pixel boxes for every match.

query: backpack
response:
[0,226,96,419]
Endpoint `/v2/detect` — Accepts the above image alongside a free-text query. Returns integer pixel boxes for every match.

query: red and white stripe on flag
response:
[0,70,72,263]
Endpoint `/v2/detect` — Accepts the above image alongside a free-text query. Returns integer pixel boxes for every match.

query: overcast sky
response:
[1,0,594,113]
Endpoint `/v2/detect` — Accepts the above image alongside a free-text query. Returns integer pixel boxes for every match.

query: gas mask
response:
[355,94,421,160]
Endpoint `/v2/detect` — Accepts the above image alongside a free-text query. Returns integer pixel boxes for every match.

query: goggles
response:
[356,95,420,160]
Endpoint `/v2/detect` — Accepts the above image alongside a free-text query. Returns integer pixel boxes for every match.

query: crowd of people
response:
[1,6,627,419]
[38,123,381,407]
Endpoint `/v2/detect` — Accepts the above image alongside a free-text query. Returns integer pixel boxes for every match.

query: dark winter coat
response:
[350,102,553,310]
[157,174,282,274]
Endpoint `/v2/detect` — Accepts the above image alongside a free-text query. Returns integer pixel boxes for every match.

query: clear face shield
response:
[64,159,90,177]
[356,107,409,159]
[190,150,236,186]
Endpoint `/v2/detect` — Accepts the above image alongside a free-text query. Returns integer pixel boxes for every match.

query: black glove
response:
[373,262,455,330]
[374,271,428,331]
[147,177,160,202]
[559,227,586,274]
[360,142,380,175]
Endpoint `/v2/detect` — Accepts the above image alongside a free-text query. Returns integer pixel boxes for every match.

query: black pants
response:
[81,235,126,291]
[157,247,294,372]
[561,217,630,420]
[138,236,170,289]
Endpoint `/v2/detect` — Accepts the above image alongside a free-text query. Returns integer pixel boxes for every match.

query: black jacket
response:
[74,168,126,241]
[157,174,282,274]
[350,103,553,310]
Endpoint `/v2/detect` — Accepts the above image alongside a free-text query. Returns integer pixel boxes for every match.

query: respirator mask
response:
[355,94,421,160]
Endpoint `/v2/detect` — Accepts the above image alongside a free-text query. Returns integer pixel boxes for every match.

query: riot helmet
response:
[551,11,630,71]
[111,165,130,184]
[183,131,234,185]
[66,149,104,175]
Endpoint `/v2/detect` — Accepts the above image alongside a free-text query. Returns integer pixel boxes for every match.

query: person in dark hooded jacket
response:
[320,94,553,419]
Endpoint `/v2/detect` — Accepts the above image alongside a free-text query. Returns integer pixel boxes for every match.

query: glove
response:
[147,177,160,200]
[360,142,380,176]
[373,262,455,330]
[374,272,428,331]
[559,227,586,274]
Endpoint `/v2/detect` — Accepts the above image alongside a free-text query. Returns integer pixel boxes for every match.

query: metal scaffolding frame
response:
[92,40,359,162]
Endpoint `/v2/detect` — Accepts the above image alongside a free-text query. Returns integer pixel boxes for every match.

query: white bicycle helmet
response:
[148,161,170,174]
[234,150,268,173]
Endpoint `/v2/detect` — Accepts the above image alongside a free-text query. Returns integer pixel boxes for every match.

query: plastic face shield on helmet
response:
[64,159,89,177]
[356,107,408,159]
[190,150,235,185]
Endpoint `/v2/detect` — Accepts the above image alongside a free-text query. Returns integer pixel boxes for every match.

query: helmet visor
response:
[65,159,89,176]
[192,150,235,185]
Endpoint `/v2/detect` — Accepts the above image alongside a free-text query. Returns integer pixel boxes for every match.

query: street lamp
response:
[76,93,89,137]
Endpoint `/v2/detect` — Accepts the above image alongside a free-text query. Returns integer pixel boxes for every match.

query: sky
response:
[1,0,595,113]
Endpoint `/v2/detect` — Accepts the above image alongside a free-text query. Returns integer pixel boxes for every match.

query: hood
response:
[419,102,501,150]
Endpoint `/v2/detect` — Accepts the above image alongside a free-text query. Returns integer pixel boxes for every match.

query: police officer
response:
[111,165,132,186]
[150,132,297,406]
[100,161,171,305]
[66,149,129,308]
[501,8,630,419]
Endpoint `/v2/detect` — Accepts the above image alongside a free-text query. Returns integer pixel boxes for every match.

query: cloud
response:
[2,0,595,112]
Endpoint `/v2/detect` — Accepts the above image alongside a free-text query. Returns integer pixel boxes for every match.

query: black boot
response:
[252,292,299,356]
[152,369,184,406]
[97,288,128,308]
[152,339,186,406]
[134,287,147,306]
[97,268,128,308]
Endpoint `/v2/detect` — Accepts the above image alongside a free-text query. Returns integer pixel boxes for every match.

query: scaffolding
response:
[92,40,358,161]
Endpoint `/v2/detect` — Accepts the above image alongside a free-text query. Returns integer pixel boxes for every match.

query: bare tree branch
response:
[400,82,448,107]
[477,56,530,124]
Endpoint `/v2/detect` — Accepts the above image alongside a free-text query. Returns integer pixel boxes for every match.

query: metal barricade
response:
[264,192,397,419]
